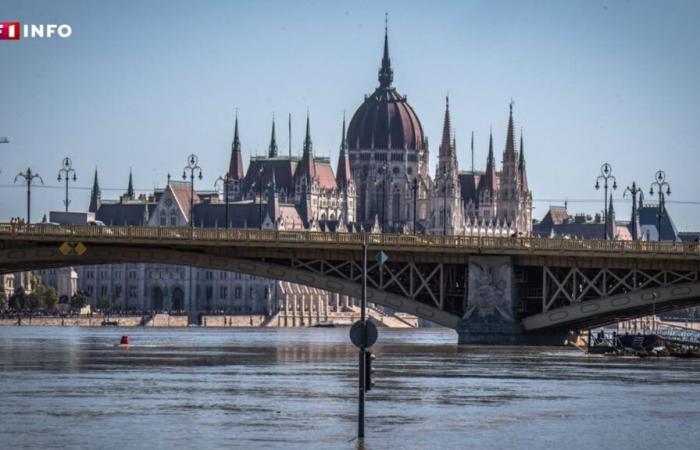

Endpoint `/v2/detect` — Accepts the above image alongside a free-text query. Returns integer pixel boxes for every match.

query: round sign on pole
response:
[350,320,378,348]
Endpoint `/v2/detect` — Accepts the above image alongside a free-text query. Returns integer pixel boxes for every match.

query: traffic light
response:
[364,351,375,392]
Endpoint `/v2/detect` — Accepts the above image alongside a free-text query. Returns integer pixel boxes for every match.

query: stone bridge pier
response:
[457,256,567,345]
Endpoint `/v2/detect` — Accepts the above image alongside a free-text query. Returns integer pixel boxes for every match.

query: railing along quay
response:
[0,223,699,258]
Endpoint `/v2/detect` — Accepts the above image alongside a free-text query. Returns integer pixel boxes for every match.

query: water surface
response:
[1,327,699,449]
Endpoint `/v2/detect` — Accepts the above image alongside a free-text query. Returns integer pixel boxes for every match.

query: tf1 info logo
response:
[0,22,72,40]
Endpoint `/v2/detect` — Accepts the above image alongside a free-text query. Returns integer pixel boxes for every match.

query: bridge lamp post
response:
[410,176,419,234]
[650,170,671,242]
[14,168,43,224]
[215,173,232,229]
[594,163,617,240]
[182,154,203,229]
[57,157,77,212]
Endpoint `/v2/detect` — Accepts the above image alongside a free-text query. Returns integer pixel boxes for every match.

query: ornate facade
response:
[347,26,533,235]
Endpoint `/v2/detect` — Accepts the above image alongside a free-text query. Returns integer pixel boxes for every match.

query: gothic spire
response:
[336,114,352,188]
[481,127,498,192]
[229,112,244,179]
[378,14,394,89]
[504,99,516,159]
[89,168,101,213]
[519,128,528,191]
[126,168,135,199]
[439,96,452,156]
[295,112,317,182]
[268,115,278,158]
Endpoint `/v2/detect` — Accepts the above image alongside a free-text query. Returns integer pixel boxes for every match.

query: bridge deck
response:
[1,223,699,261]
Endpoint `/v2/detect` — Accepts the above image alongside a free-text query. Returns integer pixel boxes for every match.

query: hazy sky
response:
[1,0,699,230]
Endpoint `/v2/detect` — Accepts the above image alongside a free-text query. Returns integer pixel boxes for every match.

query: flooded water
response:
[1,327,699,449]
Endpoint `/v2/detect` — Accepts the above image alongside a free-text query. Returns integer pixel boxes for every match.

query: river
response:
[1,327,699,449]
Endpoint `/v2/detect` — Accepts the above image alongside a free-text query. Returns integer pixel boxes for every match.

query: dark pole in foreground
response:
[358,232,368,439]
[411,177,418,234]
[14,168,43,224]
[57,157,77,212]
[650,170,671,242]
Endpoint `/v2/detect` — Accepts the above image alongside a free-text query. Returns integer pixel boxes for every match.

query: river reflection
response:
[1,327,699,449]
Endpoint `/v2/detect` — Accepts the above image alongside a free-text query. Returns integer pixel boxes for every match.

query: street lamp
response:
[14,168,43,224]
[182,154,203,228]
[594,163,617,240]
[410,176,420,234]
[623,181,642,241]
[57,157,77,212]
[650,170,671,242]
[214,173,232,229]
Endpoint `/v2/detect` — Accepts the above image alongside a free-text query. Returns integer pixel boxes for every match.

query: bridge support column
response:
[457,256,566,345]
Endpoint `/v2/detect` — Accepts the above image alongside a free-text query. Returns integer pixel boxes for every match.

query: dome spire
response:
[378,13,393,88]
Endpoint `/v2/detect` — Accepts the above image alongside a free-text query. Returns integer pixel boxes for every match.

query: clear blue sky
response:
[1,0,699,230]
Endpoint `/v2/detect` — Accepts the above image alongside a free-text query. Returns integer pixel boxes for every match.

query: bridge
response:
[1,223,699,344]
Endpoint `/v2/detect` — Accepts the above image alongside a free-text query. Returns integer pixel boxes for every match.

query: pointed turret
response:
[480,128,498,192]
[295,113,317,182]
[519,128,528,191]
[89,168,101,213]
[378,16,393,88]
[439,96,452,156]
[126,169,135,200]
[504,100,516,159]
[268,115,278,158]
[336,115,352,189]
[228,113,244,179]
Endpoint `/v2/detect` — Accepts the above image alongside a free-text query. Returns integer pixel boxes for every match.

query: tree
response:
[70,291,89,313]
[0,290,7,312]
[26,292,41,315]
[97,297,112,314]
[43,286,58,312]
[9,287,26,313]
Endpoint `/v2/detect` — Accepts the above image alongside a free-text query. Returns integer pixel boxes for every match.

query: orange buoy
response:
[120,335,130,345]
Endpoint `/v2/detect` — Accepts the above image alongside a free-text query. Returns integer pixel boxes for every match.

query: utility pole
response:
[650,170,671,242]
[595,163,617,240]
[15,168,43,224]
[57,157,77,212]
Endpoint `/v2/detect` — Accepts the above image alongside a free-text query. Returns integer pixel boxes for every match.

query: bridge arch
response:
[0,246,461,328]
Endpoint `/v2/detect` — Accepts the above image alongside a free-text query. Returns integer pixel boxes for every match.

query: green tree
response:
[43,286,59,312]
[70,291,89,312]
[9,287,26,312]
[0,290,7,312]
[26,292,41,315]
[96,297,112,314]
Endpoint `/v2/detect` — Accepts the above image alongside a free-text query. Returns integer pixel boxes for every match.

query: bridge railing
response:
[1,222,699,257]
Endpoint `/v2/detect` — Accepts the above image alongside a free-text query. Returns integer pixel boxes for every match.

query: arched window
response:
[159,211,166,226]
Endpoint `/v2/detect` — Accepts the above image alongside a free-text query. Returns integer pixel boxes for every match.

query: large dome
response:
[346,28,425,152]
